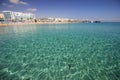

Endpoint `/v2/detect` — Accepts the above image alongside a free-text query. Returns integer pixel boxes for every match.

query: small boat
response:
[93,21,101,23]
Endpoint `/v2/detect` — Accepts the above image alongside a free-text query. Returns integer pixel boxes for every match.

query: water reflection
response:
[12,25,37,33]
[0,24,70,35]
[0,25,37,34]
[0,27,10,34]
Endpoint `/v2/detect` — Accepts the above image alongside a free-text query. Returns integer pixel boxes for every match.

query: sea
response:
[0,22,120,80]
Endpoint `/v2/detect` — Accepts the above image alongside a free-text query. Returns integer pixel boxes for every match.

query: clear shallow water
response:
[0,22,120,80]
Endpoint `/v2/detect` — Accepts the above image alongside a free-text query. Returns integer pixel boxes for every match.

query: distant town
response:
[0,11,101,26]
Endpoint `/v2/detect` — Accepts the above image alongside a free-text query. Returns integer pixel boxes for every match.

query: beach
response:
[0,22,54,27]
[0,22,77,27]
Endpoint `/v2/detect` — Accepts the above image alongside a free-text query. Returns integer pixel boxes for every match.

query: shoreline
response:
[0,22,79,27]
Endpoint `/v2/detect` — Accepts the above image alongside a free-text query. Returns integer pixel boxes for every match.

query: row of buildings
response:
[37,18,80,23]
[0,11,80,23]
[0,11,100,23]
[0,11,35,22]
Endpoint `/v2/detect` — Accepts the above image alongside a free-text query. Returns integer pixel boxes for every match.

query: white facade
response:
[2,11,35,21]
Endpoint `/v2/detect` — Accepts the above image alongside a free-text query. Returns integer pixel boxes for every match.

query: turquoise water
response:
[0,22,120,80]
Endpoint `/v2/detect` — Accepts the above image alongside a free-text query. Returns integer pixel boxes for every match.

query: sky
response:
[0,0,120,21]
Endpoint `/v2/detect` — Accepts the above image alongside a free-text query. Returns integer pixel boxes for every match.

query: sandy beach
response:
[0,22,75,27]
[0,22,50,27]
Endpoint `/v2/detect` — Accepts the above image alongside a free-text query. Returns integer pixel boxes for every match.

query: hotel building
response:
[2,11,35,21]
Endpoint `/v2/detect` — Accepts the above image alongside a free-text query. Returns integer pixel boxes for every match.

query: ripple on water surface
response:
[0,23,120,80]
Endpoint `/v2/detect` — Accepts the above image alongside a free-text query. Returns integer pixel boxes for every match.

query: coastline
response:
[0,22,79,27]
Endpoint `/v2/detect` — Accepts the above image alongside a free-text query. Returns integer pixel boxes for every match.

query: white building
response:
[2,11,35,21]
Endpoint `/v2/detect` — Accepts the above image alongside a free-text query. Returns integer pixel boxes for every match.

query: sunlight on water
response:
[0,23,120,80]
